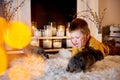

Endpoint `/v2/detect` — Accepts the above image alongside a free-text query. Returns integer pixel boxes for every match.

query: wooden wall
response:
[99,0,120,26]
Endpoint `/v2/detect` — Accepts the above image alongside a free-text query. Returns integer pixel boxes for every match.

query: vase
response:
[97,33,102,42]
[96,25,102,42]
[97,25,102,34]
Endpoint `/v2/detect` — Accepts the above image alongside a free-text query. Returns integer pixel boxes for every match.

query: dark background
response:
[31,0,76,29]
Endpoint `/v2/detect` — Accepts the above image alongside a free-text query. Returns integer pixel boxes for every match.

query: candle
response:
[31,22,37,36]
[66,22,71,36]
[53,40,61,48]
[66,39,72,48]
[43,25,52,37]
[66,23,72,47]
[32,25,36,31]
[30,38,39,47]
[49,22,56,36]
[56,25,65,37]
[52,27,56,36]
[43,39,52,48]
[34,29,41,37]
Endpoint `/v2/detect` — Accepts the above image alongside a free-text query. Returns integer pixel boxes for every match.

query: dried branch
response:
[75,0,107,31]
[2,0,25,22]
[8,0,25,21]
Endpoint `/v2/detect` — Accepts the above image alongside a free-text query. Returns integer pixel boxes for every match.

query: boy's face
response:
[70,29,89,48]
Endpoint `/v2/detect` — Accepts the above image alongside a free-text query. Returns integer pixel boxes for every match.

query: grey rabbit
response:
[24,44,49,59]
[66,47,104,73]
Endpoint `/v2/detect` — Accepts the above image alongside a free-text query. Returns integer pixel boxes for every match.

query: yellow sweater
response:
[71,36,110,57]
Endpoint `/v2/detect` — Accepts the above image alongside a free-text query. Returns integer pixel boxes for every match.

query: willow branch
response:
[2,0,25,22]
[8,0,25,21]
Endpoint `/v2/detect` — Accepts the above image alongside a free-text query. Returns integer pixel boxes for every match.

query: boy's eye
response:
[76,37,80,39]
[70,36,81,40]
[75,36,81,39]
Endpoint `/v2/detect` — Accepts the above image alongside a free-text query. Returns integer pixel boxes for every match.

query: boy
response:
[69,18,110,57]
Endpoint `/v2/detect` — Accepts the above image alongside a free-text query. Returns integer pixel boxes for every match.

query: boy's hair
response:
[69,18,90,34]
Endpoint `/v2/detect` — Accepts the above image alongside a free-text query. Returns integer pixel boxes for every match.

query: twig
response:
[1,0,25,22]
[76,0,107,31]
[8,0,25,21]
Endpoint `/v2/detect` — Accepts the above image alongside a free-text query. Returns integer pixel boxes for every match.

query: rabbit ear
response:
[43,53,49,59]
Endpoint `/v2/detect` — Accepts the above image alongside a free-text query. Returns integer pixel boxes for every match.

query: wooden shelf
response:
[32,36,70,39]
[7,49,24,54]
[44,48,72,53]
[31,36,72,53]
[106,35,120,38]
[6,48,72,54]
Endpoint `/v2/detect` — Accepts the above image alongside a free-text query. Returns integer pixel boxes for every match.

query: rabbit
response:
[66,47,104,73]
[24,44,49,59]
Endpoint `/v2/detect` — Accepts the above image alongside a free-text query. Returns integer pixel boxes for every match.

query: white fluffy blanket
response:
[40,55,120,80]
[1,55,120,80]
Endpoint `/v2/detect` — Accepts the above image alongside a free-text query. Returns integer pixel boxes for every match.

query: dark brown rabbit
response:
[66,47,104,73]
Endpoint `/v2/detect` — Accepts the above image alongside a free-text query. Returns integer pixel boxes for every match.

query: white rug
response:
[38,55,120,80]
[1,55,120,80]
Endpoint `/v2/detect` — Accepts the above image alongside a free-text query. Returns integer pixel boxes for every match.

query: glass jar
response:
[48,22,57,36]
[31,22,37,36]
[43,25,52,37]
[66,22,72,47]
[53,39,62,48]
[30,37,39,47]
[43,39,52,48]
[66,22,70,36]
[56,25,65,37]
[34,29,41,37]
